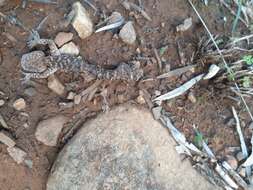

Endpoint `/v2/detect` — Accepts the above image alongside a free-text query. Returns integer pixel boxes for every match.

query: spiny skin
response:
[21,51,143,81]
[21,31,143,81]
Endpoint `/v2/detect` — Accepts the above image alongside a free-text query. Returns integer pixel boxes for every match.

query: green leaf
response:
[242,76,251,88]
[193,133,204,148]
[159,46,168,56]
[243,55,253,66]
[228,72,235,81]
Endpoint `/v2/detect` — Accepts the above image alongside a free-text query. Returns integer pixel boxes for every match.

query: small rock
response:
[71,2,93,39]
[59,102,74,109]
[7,146,27,164]
[13,98,26,111]
[239,167,246,177]
[0,132,16,147]
[136,91,145,104]
[23,123,29,128]
[48,75,65,96]
[54,32,73,47]
[176,17,192,32]
[35,115,68,146]
[117,94,125,104]
[161,22,165,28]
[236,152,245,162]
[119,21,136,45]
[154,90,161,96]
[67,92,76,100]
[188,92,197,103]
[24,159,33,169]
[152,106,162,120]
[225,155,238,170]
[74,94,81,105]
[59,42,79,55]
[136,48,141,54]
[0,99,4,106]
[24,87,36,97]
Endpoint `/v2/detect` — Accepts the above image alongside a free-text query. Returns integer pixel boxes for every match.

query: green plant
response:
[242,76,251,88]
[227,72,235,81]
[193,132,204,148]
[243,55,253,66]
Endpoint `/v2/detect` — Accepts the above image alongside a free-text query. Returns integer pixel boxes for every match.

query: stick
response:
[153,48,162,72]
[232,106,251,177]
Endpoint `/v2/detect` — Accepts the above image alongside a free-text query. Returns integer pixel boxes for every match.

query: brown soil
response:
[0,0,252,190]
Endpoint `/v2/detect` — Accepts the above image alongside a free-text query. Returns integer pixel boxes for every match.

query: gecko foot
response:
[27,30,41,49]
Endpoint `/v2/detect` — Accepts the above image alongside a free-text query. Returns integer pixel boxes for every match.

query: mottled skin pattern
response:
[21,31,143,81]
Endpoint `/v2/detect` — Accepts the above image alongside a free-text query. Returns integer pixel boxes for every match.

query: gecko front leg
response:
[27,30,60,56]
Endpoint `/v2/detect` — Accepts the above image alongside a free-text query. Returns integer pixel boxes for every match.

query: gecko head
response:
[21,51,47,73]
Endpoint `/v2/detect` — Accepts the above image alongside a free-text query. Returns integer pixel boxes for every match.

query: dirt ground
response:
[0,0,252,190]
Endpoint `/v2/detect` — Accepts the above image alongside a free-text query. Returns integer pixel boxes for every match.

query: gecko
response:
[21,30,143,82]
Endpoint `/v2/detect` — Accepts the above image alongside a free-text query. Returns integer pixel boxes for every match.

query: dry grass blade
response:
[0,113,9,129]
[222,161,248,189]
[154,74,204,102]
[157,65,196,79]
[80,80,102,97]
[187,0,253,121]
[219,0,248,27]
[232,106,251,177]
[153,48,162,72]
[215,164,239,189]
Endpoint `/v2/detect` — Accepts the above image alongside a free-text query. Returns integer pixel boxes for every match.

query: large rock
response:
[71,2,93,39]
[35,115,68,146]
[47,105,216,190]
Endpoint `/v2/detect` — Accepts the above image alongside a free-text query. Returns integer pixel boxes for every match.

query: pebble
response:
[0,132,16,147]
[119,21,136,45]
[59,42,79,55]
[48,75,65,96]
[239,167,246,177]
[7,146,27,164]
[117,94,125,104]
[225,155,238,170]
[136,91,145,105]
[59,102,74,109]
[0,99,4,106]
[236,152,245,162]
[188,92,197,103]
[24,159,33,169]
[155,90,161,96]
[24,87,36,97]
[71,2,93,39]
[74,94,81,105]
[176,17,192,32]
[13,98,26,111]
[23,123,29,128]
[35,115,68,146]
[67,92,76,100]
[54,32,73,47]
